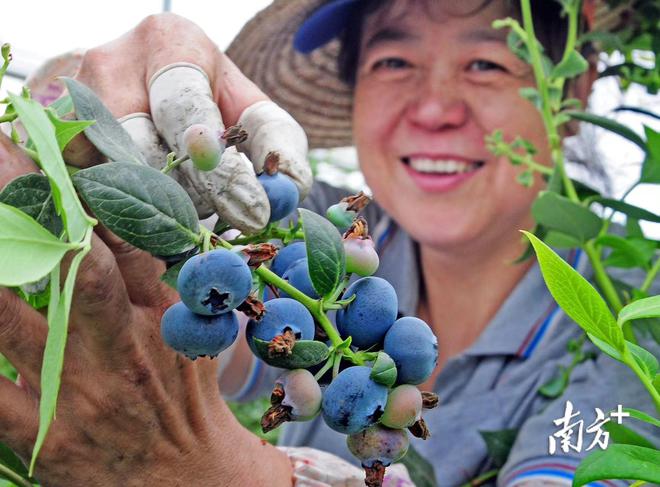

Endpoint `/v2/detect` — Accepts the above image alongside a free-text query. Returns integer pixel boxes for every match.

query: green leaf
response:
[479,429,518,468]
[0,173,62,236]
[251,338,329,369]
[531,191,602,243]
[604,421,657,449]
[573,444,660,486]
[551,50,588,79]
[519,87,541,108]
[538,366,569,398]
[627,218,645,238]
[31,237,91,474]
[623,407,660,428]
[641,126,660,184]
[298,208,345,297]
[596,235,656,269]
[62,78,146,165]
[0,442,29,480]
[45,108,95,152]
[592,198,660,223]
[160,260,187,290]
[0,203,75,286]
[588,334,624,362]
[628,341,659,379]
[73,162,200,256]
[48,94,73,117]
[543,230,582,249]
[618,296,660,327]
[370,352,397,387]
[566,111,646,150]
[396,444,437,487]
[9,94,94,242]
[523,231,625,352]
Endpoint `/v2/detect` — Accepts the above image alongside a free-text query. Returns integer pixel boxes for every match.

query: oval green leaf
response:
[573,444,660,486]
[0,203,75,286]
[566,111,646,150]
[603,421,657,449]
[592,197,660,223]
[618,296,660,328]
[298,208,345,297]
[62,77,146,165]
[0,173,62,236]
[73,162,200,256]
[9,94,94,242]
[531,192,602,243]
[252,338,329,369]
[523,231,625,352]
[370,351,397,387]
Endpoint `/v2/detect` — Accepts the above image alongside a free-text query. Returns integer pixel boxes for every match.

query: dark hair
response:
[337,0,572,86]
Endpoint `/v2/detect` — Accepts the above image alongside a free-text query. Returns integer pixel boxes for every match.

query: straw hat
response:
[226,0,637,150]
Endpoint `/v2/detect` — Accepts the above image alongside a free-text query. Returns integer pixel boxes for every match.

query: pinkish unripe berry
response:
[343,237,379,276]
[380,384,423,429]
[183,124,222,171]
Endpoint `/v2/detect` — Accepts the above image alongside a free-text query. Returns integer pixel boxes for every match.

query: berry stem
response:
[314,356,334,381]
[161,153,190,174]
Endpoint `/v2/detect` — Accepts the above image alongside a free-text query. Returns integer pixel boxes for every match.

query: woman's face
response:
[352,0,550,252]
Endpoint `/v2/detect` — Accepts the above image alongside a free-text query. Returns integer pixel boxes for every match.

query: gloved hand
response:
[65,14,312,233]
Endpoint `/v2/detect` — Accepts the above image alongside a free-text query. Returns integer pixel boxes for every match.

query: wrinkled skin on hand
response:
[0,133,292,486]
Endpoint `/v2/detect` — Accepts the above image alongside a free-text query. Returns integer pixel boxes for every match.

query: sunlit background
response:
[1,0,658,236]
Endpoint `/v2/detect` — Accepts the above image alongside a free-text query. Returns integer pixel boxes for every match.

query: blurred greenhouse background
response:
[0,0,658,470]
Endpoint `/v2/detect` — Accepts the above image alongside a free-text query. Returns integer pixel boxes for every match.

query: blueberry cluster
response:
[160,248,252,359]
[159,192,439,487]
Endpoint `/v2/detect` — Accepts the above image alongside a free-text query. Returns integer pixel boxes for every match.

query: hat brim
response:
[227,0,354,149]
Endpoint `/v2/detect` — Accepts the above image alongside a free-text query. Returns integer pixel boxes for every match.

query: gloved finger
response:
[118,113,215,217]
[0,132,40,186]
[180,146,269,234]
[149,63,271,231]
[236,100,313,200]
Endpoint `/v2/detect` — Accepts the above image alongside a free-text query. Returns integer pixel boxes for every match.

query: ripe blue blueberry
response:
[347,424,409,468]
[245,298,315,354]
[271,241,307,277]
[160,301,239,359]
[321,366,388,434]
[258,172,299,222]
[384,317,438,385]
[336,277,398,349]
[281,258,319,299]
[177,249,252,316]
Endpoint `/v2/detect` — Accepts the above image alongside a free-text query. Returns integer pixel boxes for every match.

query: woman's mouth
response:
[401,157,486,192]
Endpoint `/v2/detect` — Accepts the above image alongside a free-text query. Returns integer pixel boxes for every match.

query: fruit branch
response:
[520,0,624,317]
[212,233,360,363]
[161,153,190,174]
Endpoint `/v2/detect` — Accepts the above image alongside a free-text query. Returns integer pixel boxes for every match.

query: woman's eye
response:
[372,57,410,71]
[468,60,505,72]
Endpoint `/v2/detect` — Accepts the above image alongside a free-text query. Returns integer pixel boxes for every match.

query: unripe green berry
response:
[326,202,356,231]
[183,124,222,171]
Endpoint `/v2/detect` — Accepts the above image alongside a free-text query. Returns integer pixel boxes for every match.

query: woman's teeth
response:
[405,158,484,174]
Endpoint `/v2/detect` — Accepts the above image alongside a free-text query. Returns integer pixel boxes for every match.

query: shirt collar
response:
[375,216,590,358]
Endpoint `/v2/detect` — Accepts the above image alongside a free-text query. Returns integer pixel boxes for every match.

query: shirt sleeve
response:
[497,335,659,487]
[278,447,414,487]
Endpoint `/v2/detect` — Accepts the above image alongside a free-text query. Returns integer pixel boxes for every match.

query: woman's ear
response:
[563,53,599,137]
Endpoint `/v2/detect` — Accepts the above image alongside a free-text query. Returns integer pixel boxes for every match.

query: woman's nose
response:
[405,78,468,132]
